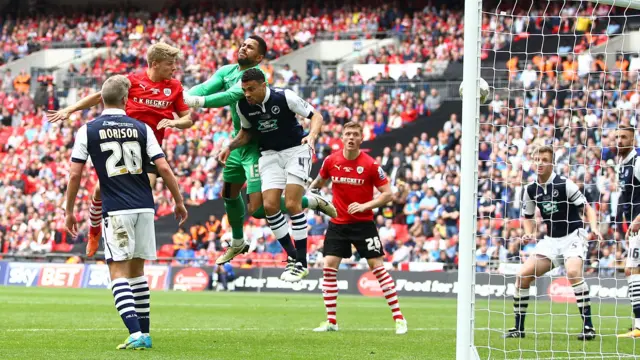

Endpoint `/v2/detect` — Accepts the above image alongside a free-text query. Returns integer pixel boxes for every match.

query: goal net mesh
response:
[474,0,640,358]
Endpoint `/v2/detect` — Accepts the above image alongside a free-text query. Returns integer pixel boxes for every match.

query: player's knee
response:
[285,197,302,214]
[247,201,260,216]
[566,268,583,283]
[517,273,534,289]
[263,198,281,216]
[367,257,384,270]
[222,182,239,200]
[92,185,101,200]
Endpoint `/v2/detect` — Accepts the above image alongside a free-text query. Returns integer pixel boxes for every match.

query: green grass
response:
[0,287,639,359]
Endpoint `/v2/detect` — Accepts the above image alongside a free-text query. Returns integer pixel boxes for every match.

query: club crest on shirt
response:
[271,106,280,115]
[552,189,559,197]
[357,166,364,174]
[163,88,171,96]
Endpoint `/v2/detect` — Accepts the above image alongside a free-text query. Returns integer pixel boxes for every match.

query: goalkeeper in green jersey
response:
[184,35,337,266]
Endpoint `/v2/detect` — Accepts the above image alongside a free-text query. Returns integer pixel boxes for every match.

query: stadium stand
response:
[0,1,632,278]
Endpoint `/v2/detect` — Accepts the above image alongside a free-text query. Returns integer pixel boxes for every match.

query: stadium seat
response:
[273,253,287,267]
[257,253,274,268]
[392,224,409,242]
[51,243,73,252]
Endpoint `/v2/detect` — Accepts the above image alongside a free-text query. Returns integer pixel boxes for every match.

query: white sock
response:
[130,331,142,339]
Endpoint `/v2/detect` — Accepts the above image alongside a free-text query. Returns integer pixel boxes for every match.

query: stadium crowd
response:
[0,1,636,276]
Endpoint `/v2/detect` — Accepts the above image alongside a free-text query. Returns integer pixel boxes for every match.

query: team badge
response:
[163,88,171,96]
[271,106,280,114]
[357,166,364,174]
[552,189,559,197]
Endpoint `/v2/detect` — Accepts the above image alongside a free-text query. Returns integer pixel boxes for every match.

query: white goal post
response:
[457,0,640,359]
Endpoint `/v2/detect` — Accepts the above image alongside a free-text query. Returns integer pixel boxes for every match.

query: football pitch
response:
[1,287,639,360]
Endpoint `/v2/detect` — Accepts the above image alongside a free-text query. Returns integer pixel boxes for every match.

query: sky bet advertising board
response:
[3,262,84,288]
[0,262,171,290]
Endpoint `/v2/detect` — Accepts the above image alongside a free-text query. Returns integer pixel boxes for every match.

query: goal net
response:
[458,0,640,359]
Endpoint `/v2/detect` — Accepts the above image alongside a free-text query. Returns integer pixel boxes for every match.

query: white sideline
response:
[3,326,636,332]
[3,327,442,332]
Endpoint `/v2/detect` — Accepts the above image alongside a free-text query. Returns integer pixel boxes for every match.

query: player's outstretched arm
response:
[154,157,188,227]
[47,92,102,123]
[309,174,330,190]
[184,68,244,109]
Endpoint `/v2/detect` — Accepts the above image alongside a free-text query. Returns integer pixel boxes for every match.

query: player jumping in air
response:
[308,121,408,334]
[218,69,322,281]
[64,75,188,350]
[613,127,640,338]
[184,35,336,265]
[504,145,601,341]
[49,42,192,258]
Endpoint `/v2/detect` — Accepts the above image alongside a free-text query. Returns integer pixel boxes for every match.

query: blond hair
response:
[101,75,131,106]
[146,42,180,65]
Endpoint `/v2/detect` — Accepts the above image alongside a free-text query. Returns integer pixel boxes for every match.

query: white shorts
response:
[626,233,640,268]
[533,228,588,267]
[259,144,312,191]
[103,212,157,263]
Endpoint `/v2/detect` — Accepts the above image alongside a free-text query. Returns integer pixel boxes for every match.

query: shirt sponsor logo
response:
[132,97,173,109]
[331,176,365,185]
[257,119,278,131]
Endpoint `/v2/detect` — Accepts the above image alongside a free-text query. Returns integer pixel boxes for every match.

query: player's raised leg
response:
[505,254,552,338]
[565,255,595,340]
[282,180,310,282]
[263,188,298,279]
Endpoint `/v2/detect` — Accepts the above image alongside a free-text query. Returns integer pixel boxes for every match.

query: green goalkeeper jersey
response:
[187,63,265,137]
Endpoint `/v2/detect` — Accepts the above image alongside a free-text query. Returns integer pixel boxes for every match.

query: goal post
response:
[456,0,483,357]
[457,0,640,359]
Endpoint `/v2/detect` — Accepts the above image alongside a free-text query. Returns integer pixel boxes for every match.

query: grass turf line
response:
[0,287,639,359]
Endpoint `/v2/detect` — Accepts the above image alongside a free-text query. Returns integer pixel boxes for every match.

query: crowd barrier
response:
[0,261,630,304]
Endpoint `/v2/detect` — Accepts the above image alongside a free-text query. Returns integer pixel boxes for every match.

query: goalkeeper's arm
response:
[185,70,244,109]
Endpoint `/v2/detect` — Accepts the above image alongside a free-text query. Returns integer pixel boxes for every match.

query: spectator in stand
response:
[425,88,441,111]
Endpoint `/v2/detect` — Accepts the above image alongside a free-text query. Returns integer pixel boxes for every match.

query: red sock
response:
[90,197,102,228]
[322,267,338,325]
[372,266,404,321]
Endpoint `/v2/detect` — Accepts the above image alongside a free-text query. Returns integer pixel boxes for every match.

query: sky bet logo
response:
[6,264,40,286]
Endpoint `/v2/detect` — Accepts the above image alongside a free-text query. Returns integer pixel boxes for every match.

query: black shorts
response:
[323,221,384,259]
[144,161,158,176]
